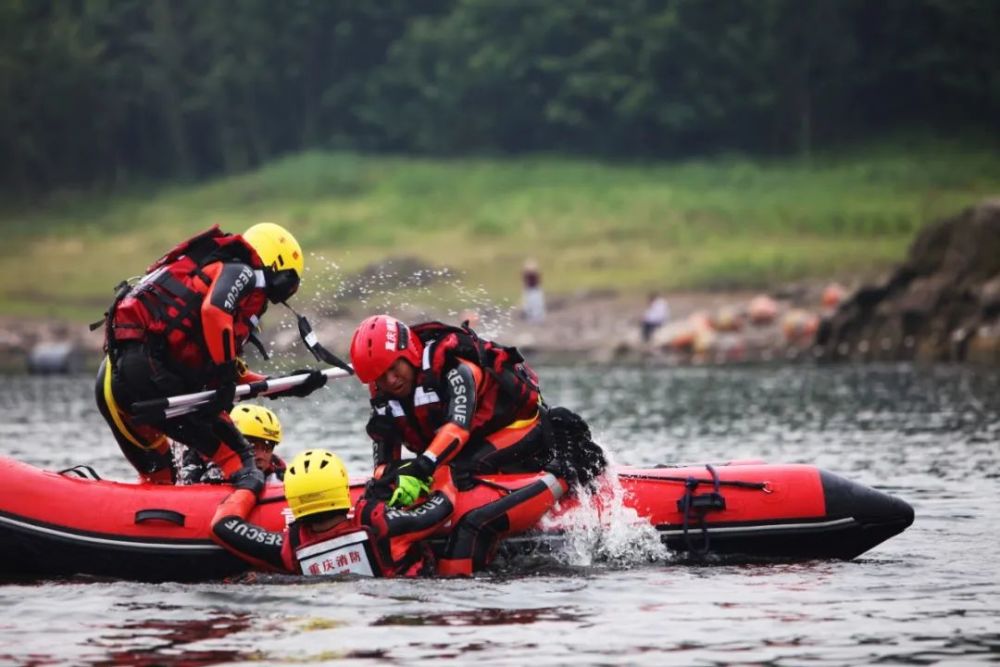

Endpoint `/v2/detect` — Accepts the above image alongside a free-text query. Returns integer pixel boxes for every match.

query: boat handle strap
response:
[135,509,186,526]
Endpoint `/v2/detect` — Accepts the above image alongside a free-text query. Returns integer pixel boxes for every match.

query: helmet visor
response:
[266,268,300,303]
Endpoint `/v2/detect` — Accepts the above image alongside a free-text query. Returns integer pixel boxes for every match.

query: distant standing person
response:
[521,259,546,323]
[641,292,670,343]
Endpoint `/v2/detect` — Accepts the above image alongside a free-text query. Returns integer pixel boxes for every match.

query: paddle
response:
[130,367,354,422]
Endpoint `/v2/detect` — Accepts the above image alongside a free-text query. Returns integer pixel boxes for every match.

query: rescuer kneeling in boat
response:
[211,448,566,577]
[348,315,605,573]
[93,223,326,494]
[179,404,287,485]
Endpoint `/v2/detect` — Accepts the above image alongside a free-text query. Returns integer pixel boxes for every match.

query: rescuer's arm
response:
[237,358,268,384]
[386,360,481,507]
[202,262,259,366]
[423,359,480,465]
[366,384,404,479]
[209,489,290,572]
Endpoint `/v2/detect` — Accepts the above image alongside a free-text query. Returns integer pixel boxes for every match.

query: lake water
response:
[1,364,998,665]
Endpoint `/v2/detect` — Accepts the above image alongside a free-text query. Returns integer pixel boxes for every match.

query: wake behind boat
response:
[0,455,913,582]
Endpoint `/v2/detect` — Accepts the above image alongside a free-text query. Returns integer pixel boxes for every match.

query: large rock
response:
[816,199,1000,362]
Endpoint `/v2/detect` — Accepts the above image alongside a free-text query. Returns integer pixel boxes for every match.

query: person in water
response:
[210,448,566,576]
[347,315,606,510]
[94,223,326,495]
[179,404,287,485]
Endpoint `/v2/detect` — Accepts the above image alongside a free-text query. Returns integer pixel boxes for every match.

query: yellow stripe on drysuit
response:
[102,355,167,451]
[504,411,540,431]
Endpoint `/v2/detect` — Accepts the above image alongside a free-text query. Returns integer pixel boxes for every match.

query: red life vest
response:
[371,322,542,456]
[105,226,268,377]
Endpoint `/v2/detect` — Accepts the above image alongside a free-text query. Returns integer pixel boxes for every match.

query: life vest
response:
[292,524,380,577]
[285,507,429,578]
[103,226,268,377]
[371,322,542,455]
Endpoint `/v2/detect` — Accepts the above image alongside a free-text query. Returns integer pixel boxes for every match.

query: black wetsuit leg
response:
[95,353,175,480]
[443,477,557,572]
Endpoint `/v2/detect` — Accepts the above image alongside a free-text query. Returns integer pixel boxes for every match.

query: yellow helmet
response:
[230,404,282,445]
[243,222,304,303]
[284,449,351,520]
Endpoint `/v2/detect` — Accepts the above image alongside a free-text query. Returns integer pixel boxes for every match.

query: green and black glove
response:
[387,455,435,507]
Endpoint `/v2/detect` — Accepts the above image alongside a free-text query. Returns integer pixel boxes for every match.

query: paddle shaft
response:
[132,367,352,420]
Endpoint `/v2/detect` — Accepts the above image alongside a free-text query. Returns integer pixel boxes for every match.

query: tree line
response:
[1,0,997,194]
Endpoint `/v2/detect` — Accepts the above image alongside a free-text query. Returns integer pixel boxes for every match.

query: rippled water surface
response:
[1,364,998,665]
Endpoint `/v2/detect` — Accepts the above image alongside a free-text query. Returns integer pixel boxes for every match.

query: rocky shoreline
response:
[0,284,843,373]
[816,199,1000,364]
[5,198,999,373]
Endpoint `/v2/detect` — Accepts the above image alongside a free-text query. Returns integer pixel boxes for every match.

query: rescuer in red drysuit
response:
[94,223,325,494]
[347,315,605,574]
[210,449,566,577]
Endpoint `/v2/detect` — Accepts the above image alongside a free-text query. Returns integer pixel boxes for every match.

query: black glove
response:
[362,456,430,503]
[196,361,238,416]
[363,476,395,502]
[270,369,327,399]
[395,455,435,481]
[197,380,236,417]
[230,466,265,497]
[386,455,435,507]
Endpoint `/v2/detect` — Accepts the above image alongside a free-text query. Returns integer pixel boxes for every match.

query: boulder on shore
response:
[816,199,1000,363]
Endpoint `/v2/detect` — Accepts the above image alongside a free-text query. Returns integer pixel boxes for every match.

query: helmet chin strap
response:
[283,302,355,374]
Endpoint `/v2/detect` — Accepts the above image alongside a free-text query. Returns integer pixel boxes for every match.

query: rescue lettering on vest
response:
[447,368,467,417]
[224,266,254,312]
[296,530,374,577]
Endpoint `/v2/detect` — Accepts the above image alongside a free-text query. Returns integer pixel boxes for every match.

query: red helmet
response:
[350,315,423,384]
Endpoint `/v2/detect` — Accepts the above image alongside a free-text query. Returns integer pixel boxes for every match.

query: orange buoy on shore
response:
[693,327,717,355]
[782,309,820,343]
[822,283,847,310]
[748,295,778,325]
[712,306,743,332]
[669,329,696,351]
[669,312,713,352]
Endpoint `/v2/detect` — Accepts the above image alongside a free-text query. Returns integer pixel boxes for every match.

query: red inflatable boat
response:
[0,455,913,581]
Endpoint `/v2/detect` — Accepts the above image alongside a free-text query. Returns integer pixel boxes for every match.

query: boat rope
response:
[58,464,102,480]
[619,468,771,554]
[617,471,767,491]
[675,464,729,555]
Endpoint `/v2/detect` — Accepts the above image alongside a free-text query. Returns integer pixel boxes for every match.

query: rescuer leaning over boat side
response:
[210,448,568,577]
[348,315,606,573]
[93,223,326,495]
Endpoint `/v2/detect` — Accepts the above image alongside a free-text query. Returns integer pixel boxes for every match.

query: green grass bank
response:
[2,137,999,320]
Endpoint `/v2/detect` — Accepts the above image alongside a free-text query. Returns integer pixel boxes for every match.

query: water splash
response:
[541,449,672,568]
[257,253,518,375]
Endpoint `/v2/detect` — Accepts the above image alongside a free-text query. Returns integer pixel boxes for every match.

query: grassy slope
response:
[2,137,998,320]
